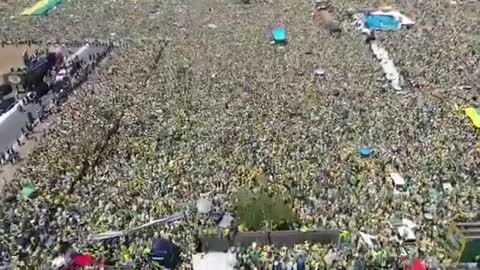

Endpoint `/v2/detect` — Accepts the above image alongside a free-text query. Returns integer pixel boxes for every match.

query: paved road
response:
[0,44,108,154]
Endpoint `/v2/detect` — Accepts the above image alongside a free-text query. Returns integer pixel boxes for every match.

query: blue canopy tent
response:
[151,238,181,269]
[365,14,401,31]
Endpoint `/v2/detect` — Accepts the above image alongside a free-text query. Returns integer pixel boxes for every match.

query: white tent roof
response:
[192,252,237,270]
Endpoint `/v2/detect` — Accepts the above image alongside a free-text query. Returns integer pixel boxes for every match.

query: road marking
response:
[0,103,19,124]
[68,44,90,62]
[60,44,90,77]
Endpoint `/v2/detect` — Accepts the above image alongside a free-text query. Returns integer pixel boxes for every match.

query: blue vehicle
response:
[3,50,63,95]
[23,54,56,90]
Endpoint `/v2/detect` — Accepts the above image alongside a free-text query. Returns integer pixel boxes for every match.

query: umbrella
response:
[196,198,212,214]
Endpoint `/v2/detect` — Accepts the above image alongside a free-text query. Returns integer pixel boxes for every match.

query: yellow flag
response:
[465,107,480,128]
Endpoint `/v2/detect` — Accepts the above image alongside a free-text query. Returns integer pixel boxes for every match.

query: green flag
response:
[21,184,34,198]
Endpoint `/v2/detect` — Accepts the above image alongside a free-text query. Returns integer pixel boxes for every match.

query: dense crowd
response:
[1,0,480,268]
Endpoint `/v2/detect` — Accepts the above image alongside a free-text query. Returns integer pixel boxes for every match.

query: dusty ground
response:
[0,45,38,83]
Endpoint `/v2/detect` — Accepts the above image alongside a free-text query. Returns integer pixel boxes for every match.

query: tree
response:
[233,190,296,231]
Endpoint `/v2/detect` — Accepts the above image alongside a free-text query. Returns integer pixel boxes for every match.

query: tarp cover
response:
[460,240,480,262]
[365,15,400,31]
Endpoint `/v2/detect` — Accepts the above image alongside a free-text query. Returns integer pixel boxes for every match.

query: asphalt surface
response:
[0,45,108,153]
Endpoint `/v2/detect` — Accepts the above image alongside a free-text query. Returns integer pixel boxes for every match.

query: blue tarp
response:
[359,147,373,157]
[365,15,401,31]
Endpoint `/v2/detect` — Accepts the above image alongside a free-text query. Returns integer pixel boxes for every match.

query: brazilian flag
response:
[465,107,480,128]
[21,0,62,16]
[444,223,467,261]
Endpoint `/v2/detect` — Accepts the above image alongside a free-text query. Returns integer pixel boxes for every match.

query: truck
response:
[3,48,64,95]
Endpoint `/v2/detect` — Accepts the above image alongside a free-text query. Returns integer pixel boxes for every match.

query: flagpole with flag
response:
[20,0,62,16]
[465,107,480,128]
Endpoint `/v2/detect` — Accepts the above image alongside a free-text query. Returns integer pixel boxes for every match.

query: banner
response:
[21,0,62,16]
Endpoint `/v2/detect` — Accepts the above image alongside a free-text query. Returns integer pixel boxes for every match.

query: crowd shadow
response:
[0,84,13,96]
[0,96,16,114]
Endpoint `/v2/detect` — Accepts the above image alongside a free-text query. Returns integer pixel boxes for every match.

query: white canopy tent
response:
[192,252,236,270]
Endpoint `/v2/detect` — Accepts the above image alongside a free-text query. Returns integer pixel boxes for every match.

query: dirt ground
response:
[0,45,38,83]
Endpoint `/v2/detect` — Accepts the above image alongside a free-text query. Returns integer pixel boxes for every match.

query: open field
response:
[0,45,38,82]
